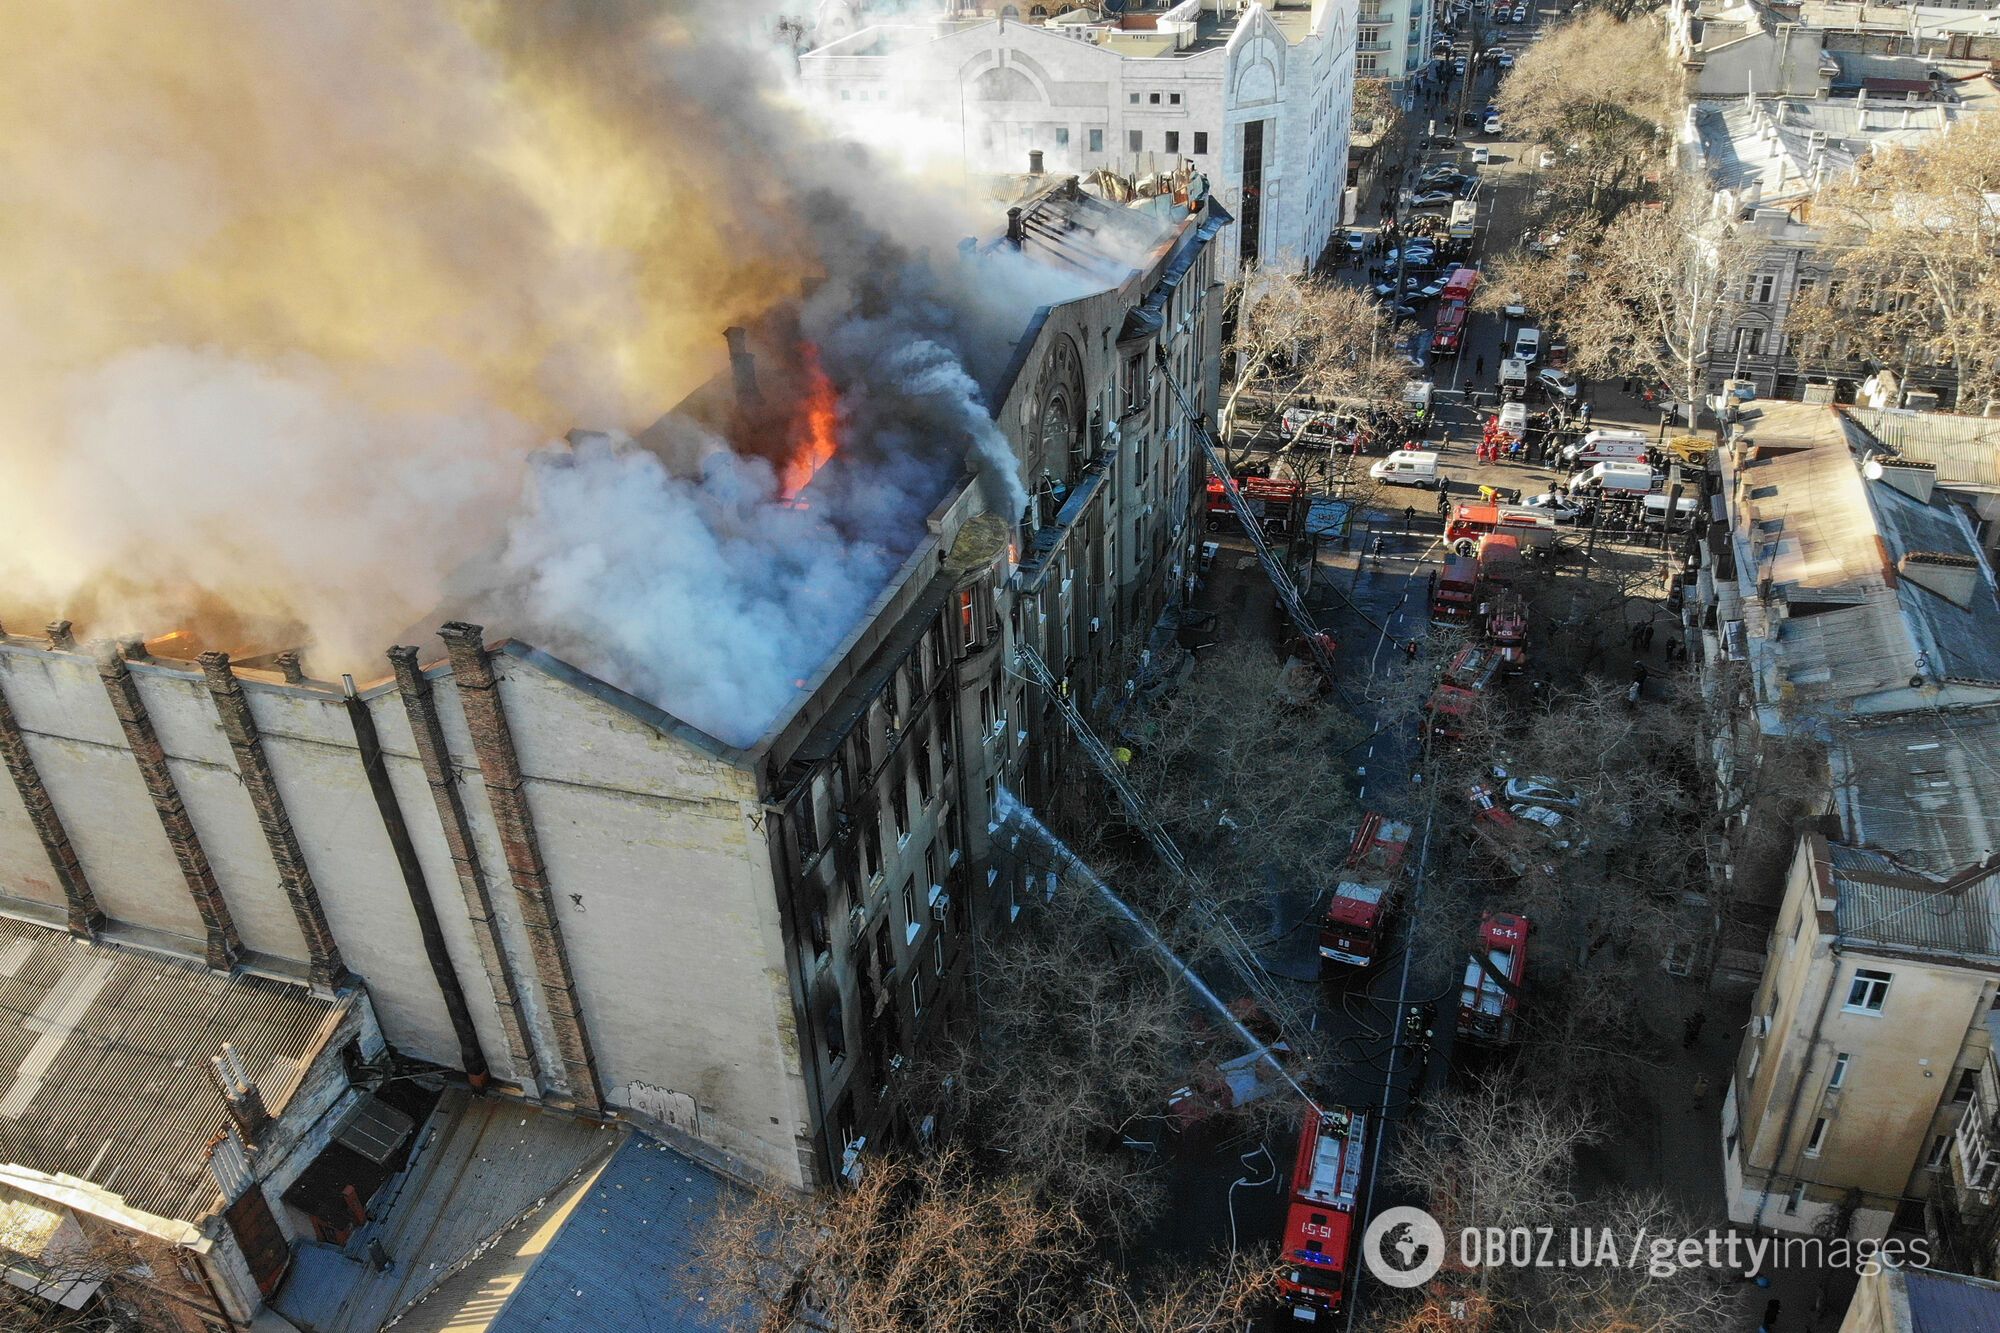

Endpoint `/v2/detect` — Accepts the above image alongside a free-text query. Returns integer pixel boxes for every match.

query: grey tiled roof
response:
[0,916,342,1223]
[1901,1265,2000,1332]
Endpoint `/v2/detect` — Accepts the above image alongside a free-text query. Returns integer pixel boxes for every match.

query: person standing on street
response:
[1475,354,1485,377]
[1403,505,1416,533]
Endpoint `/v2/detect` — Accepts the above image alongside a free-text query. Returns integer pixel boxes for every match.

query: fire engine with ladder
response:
[1457,909,1531,1043]
[1278,1105,1370,1321]
[1319,813,1413,972]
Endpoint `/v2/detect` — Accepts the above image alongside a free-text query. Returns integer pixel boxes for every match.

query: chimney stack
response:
[723,326,761,408]
[1898,551,1978,608]
[1007,206,1025,249]
[1028,149,1045,175]
[276,652,305,685]
[120,638,148,662]
[44,621,75,652]
[1876,458,1937,505]
[211,1043,271,1140]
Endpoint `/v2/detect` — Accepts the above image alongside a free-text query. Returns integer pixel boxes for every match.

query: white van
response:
[1513,327,1541,362]
[1642,492,1702,522]
[1496,402,1528,439]
[1369,449,1442,490]
[1566,460,1653,495]
[1560,428,1649,467]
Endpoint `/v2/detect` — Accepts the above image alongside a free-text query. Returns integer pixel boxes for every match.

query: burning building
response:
[0,165,1227,1261]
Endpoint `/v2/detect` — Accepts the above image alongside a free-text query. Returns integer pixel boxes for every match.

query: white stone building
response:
[800,0,1356,278]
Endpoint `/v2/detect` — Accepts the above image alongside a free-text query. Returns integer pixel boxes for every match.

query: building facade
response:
[0,178,1227,1243]
[800,0,1355,278]
[1723,834,2000,1239]
[1354,0,1432,84]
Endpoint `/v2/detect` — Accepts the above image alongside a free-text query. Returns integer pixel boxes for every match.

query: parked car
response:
[1504,777,1581,810]
[1497,50,1515,67]
[1462,110,1484,127]
[1512,4,1527,20]
[1419,280,1448,299]
[1343,230,1368,257]
[1538,150,1557,169]
[1510,803,1586,851]
[1513,327,1541,362]
[1411,189,1458,207]
[1484,113,1503,135]
[1535,367,1578,400]
[1454,56,1467,74]
[1471,146,1490,165]
[1520,491,1584,523]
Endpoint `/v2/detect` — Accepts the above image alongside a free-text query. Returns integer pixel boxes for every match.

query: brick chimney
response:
[1028,148,1044,175]
[1876,458,1937,505]
[1898,551,1979,608]
[1007,206,1025,249]
[211,1042,271,1140]
[723,326,760,408]
[275,651,306,685]
[44,620,75,651]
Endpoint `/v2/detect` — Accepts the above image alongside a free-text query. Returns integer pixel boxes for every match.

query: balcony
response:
[1356,40,1394,51]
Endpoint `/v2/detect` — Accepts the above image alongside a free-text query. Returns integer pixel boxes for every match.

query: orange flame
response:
[779,344,840,500]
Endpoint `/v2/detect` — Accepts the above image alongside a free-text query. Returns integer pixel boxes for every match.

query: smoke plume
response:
[0,1,1067,747]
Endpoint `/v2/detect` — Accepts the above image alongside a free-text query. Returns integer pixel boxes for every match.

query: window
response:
[1194,131,1208,154]
[1170,92,1182,105]
[925,845,940,899]
[1786,1182,1806,1214]
[1732,327,1766,355]
[1928,1133,1951,1169]
[1055,126,1069,148]
[894,773,911,839]
[902,877,921,943]
[854,725,871,781]
[916,741,934,805]
[808,905,831,960]
[959,588,977,648]
[1165,131,1180,154]
[1796,275,1816,298]
[911,970,925,1018]
[984,776,998,828]
[979,685,994,733]
[864,819,883,881]
[825,998,846,1064]
[1955,1068,1981,1104]
[1747,274,1775,303]
[1128,93,1140,104]
[1128,129,1143,152]
[932,933,946,977]
[1829,1052,1851,1089]
[1805,1117,1829,1157]
[1148,92,1161,104]
[1846,969,1892,1013]
[1089,128,1103,153]
[883,678,899,728]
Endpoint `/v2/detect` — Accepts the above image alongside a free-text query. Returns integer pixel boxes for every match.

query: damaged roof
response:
[1827,842,2000,964]
[0,917,345,1224]
[1833,706,2000,874]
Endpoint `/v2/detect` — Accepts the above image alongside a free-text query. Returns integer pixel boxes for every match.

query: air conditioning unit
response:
[931,894,952,922]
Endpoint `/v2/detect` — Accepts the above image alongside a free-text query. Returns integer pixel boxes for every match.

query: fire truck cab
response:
[1429,554,1479,629]
[1278,1106,1370,1321]
[1319,813,1414,971]
[1458,910,1530,1043]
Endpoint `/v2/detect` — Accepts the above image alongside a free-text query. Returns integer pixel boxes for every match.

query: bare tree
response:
[691,1148,1276,1333]
[1222,272,1412,462]
[1496,13,1682,226]
[923,876,1194,1236]
[0,1212,187,1332]
[1785,129,2000,411]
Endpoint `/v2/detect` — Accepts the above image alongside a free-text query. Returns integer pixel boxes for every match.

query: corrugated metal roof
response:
[0,917,342,1224]
[1834,706,2000,873]
[1866,475,2000,684]
[1901,1265,2000,1332]
[486,1133,742,1333]
[1829,842,2000,962]
[1847,407,2000,491]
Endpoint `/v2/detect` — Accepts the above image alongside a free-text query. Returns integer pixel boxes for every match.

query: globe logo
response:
[1363,1206,1447,1288]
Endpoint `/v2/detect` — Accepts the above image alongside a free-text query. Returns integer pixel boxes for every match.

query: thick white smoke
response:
[0,1,1084,747]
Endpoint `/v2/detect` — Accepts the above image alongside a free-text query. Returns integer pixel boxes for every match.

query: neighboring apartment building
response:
[1694,403,2000,894]
[1936,1012,2000,1274]
[1685,90,1992,406]
[1667,0,1834,99]
[0,172,1227,1261]
[1848,407,2000,560]
[799,0,1355,277]
[1836,1262,2000,1333]
[1724,833,2000,1239]
[1354,0,1432,84]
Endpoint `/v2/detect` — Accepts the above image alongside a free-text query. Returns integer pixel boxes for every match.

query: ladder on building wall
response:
[1015,641,1189,881]
[1155,345,1340,686]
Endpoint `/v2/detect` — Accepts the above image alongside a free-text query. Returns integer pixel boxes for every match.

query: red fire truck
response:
[1427,644,1504,739]
[1278,1105,1370,1320]
[1206,473,1308,536]
[1432,266,1479,358]
[1429,553,1478,629]
[1446,502,1558,558]
[1319,813,1414,971]
[1458,910,1531,1043]
[1475,532,1521,585]
[1486,590,1528,673]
